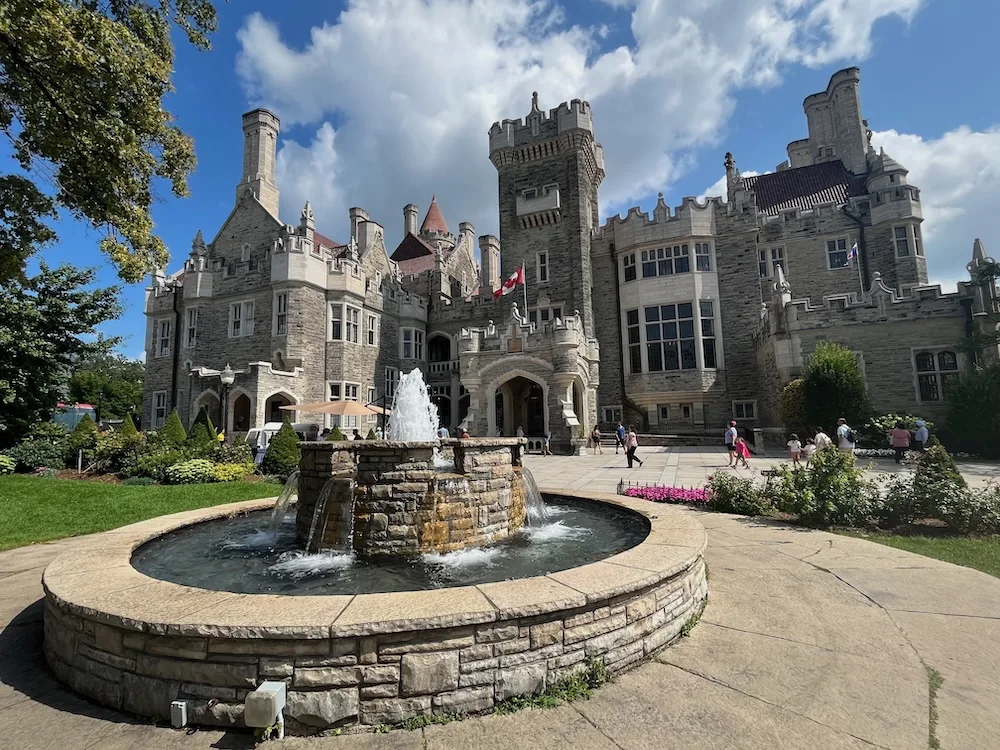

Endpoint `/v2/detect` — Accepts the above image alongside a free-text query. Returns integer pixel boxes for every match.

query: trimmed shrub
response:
[217,442,253,464]
[212,462,255,482]
[0,455,14,474]
[92,430,146,474]
[187,407,218,449]
[912,445,966,519]
[944,361,1000,458]
[120,412,139,437]
[66,413,99,465]
[327,426,346,442]
[8,423,68,472]
[260,421,301,477]
[160,408,187,447]
[873,475,919,529]
[706,472,773,516]
[129,449,192,481]
[164,459,216,485]
[770,447,876,528]
[366,428,377,440]
[778,378,807,432]
[938,484,1000,535]
[802,342,872,435]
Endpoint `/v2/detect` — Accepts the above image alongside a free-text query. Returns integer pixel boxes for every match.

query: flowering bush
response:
[858,414,933,449]
[164,459,216,485]
[0,454,14,475]
[624,485,710,504]
[212,462,255,482]
[706,472,773,516]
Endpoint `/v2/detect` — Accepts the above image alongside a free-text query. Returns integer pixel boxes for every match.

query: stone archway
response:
[493,374,546,437]
[232,394,251,432]
[263,392,295,425]
[194,391,222,430]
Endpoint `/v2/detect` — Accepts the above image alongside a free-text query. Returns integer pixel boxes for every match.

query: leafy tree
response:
[120,412,138,437]
[8,421,67,471]
[66,412,98,463]
[260,421,301,477]
[68,353,143,421]
[187,406,217,448]
[0,0,220,282]
[778,378,807,431]
[944,361,1000,458]
[0,263,120,447]
[802,342,871,434]
[159,407,186,446]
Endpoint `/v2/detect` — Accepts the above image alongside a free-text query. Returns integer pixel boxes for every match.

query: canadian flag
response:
[493,264,525,299]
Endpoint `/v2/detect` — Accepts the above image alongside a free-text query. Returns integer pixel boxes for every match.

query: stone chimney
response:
[479,235,501,297]
[403,204,418,236]
[239,109,281,218]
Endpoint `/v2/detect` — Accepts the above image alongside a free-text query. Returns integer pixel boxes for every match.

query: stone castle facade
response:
[143,68,999,451]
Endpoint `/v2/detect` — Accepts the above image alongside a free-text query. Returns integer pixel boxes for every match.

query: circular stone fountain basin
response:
[42,489,707,732]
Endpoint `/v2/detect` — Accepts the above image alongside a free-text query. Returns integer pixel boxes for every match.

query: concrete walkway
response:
[1,448,998,748]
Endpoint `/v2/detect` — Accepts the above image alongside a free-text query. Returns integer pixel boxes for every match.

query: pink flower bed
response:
[623,485,710,504]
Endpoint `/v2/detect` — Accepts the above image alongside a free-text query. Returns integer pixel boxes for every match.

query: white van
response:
[246,422,320,457]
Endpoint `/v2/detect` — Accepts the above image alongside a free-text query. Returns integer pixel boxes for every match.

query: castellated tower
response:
[786,68,869,175]
[488,92,605,335]
[240,108,281,218]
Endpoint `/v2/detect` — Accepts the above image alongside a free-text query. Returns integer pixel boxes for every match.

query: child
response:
[591,425,603,455]
[802,437,817,465]
[733,436,751,469]
[787,433,802,467]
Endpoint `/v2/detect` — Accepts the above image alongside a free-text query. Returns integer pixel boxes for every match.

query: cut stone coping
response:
[299,437,528,450]
[42,488,707,730]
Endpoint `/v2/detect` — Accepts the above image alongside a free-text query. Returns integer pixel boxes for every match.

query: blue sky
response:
[23,0,1000,359]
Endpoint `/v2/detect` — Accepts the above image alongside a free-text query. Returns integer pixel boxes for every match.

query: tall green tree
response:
[68,353,143,420]
[0,263,120,447]
[802,342,872,433]
[160,407,186,446]
[944,361,1000,458]
[0,0,220,282]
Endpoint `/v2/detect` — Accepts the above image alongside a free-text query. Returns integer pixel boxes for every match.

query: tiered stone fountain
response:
[40,369,708,734]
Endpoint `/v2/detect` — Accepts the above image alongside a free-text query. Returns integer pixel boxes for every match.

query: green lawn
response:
[0,475,279,551]
[838,530,1000,578]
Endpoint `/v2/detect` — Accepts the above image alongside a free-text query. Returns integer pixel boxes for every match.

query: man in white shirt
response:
[836,418,855,454]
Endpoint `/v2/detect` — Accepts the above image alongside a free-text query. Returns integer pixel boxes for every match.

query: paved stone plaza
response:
[1,447,998,748]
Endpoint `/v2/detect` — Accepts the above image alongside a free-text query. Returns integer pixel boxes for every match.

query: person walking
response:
[913,420,929,452]
[591,425,603,455]
[787,433,802,468]
[625,424,643,468]
[725,421,739,466]
[615,422,626,454]
[733,436,752,469]
[802,437,817,465]
[890,420,911,464]
[542,430,552,456]
[836,418,856,455]
[814,426,833,452]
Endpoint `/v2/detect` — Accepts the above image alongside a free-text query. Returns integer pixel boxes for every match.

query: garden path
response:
[0,448,997,748]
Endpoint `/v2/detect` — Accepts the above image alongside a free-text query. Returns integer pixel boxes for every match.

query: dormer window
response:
[522,189,537,201]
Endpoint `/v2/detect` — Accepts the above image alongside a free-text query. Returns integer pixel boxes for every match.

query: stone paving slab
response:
[1,448,999,748]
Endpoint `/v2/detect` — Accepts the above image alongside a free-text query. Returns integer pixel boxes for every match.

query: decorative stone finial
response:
[773,264,790,294]
[190,229,206,256]
[531,91,540,112]
[863,119,873,151]
[301,200,314,226]
[724,152,735,170]
[872,271,882,282]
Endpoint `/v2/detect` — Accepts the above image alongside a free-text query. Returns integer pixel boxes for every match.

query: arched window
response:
[914,350,959,402]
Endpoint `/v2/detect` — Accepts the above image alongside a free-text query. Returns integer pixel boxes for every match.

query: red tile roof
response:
[313,231,339,249]
[744,162,867,215]
[420,196,449,234]
[391,232,440,276]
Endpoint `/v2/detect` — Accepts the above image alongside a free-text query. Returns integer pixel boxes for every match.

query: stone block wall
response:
[44,556,706,733]
[298,440,528,556]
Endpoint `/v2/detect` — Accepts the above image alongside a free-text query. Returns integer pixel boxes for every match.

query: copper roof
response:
[420,196,449,234]
[744,162,867,215]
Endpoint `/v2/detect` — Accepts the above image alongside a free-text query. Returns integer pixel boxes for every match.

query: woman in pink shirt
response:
[889,420,911,464]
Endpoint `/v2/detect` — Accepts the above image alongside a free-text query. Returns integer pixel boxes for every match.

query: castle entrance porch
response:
[493,375,546,438]
[232,394,251,433]
[264,393,294,424]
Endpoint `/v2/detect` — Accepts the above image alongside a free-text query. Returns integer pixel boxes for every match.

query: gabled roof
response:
[391,232,439,276]
[744,162,867,215]
[420,196,449,234]
[314,231,339,249]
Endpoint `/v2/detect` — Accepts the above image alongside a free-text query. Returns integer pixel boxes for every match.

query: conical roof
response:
[420,196,449,234]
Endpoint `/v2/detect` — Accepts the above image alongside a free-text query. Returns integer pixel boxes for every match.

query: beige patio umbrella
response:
[278,401,382,416]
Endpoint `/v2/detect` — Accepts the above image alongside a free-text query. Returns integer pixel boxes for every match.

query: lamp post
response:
[220,363,235,442]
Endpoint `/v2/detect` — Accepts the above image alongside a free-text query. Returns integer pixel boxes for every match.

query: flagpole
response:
[522,261,528,323]
[855,240,864,295]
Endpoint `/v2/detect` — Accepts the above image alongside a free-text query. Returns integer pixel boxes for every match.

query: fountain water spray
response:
[387,369,439,441]
[268,471,300,533]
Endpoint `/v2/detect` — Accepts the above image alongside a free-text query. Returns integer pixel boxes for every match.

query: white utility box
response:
[245,680,286,729]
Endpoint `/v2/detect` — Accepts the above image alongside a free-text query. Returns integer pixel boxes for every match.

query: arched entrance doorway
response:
[458,389,470,428]
[195,392,222,431]
[263,393,294,424]
[572,381,583,425]
[494,375,546,437]
[232,394,251,432]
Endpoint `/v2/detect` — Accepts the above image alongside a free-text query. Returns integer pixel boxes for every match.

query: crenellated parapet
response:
[488,94,595,152]
[594,194,724,247]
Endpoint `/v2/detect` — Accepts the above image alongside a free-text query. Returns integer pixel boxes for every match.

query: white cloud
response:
[871,127,1000,290]
[698,170,761,202]
[235,0,922,251]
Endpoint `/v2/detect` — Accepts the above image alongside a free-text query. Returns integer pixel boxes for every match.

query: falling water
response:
[387,369,439,441]
[521,467,551,524]
[267,471,300,533]
[305,478,334,553]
